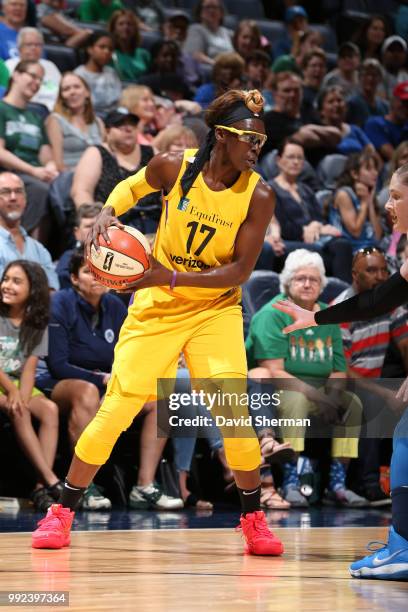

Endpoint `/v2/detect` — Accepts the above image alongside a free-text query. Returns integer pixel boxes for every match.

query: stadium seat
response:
[224,0,265,20]
[315,189,333,214]
[242,270,280,318]
[141,31,163,51]
[176,0,197,12]
[310,23,338,53]
[258,150,320,191]
[316,154,347,190]
[44,44,78,72]
[48,171,75,228]
[254,19,286,46]
[242,270,350,327]
[321,277,349,303]
[224,14,238,31]
[64,0,82,16]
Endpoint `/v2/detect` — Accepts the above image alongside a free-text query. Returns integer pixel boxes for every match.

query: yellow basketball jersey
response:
[153,149,261,301]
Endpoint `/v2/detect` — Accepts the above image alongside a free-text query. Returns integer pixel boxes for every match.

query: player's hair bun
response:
[244,90,264,114]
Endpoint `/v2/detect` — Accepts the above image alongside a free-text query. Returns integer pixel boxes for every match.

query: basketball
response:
[88,225,151,290]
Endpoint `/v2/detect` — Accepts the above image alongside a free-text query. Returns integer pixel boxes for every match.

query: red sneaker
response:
[32,504,74,549]
[239,511,284,556]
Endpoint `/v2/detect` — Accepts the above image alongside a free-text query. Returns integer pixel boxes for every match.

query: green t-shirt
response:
[245,293,347,379]
[112,48,151,81]
[0,101,48,166]
[0,59,9,88]
[79,0,124,23]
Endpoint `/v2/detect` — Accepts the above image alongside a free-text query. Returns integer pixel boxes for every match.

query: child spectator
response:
[74,31,122,117]
[0,260,60,512]
[330,150,383,252]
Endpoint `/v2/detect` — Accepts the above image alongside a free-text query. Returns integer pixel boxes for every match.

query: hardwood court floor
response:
[1,527,407,611]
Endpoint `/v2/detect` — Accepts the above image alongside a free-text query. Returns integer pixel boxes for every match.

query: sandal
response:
[260,437,295,465]
[184,493,214,510]
[260,485,291,510]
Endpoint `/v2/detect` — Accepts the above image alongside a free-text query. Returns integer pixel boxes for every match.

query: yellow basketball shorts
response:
[75,287,261,471]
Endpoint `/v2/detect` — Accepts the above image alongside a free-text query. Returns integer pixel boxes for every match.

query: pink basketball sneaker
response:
[32,504,74,549]
[239,511,284,555]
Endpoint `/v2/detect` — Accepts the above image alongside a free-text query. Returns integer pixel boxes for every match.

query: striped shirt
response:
[332,286,408,377]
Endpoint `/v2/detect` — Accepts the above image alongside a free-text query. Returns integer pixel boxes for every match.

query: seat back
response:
[321,277,350,303]
[317,154,347,190]
[44,44,78,72]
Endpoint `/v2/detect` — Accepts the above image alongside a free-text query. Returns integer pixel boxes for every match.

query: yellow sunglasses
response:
[215,124,267,148]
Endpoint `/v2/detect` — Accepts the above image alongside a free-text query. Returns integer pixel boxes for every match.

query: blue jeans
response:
[172,368,223,473]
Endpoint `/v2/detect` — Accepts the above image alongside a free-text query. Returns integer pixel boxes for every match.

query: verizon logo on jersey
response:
[170,254,211,269]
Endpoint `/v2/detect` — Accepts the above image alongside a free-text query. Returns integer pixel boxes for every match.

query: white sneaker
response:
[129,483,183,510]
[81,483,112,510]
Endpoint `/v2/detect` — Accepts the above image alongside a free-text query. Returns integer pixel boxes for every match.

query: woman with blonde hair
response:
[153,125,198,153]
[46,72,105,171]
[120,84,157,145]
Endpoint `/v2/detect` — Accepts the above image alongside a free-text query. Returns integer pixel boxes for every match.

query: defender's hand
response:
[272,300,317,333]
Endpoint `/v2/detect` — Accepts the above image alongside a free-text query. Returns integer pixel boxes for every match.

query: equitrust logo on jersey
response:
[177,197,190,212]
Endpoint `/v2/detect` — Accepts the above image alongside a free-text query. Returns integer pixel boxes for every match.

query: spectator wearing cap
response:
[381,35,408,99]
[272,5,308,60]
[5,27,61,112]
[194,51,244,109]
[108,9,150,82]
[271,54,301,76]
[183,0,233,66]
[161,10,202,87]
[322,42,361,98]
[301,48,327,123]
[71,108,160,233]
[364,81,408,161]
[163,9,190,43]
[346,59,388,128]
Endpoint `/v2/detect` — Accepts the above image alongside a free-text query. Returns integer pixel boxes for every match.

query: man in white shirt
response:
[6,27,61,111]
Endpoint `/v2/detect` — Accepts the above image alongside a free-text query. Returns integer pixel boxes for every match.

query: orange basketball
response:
[88,225,151,290]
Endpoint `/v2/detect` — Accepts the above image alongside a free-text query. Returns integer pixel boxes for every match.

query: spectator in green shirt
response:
[0,58,10,93]
[246,249,365,508]
[79,0,124,24]
[108,9,150,81]
[0,60,59,233]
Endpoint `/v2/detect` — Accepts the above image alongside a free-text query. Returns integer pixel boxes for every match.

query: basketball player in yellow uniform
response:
[32,89,284,555]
